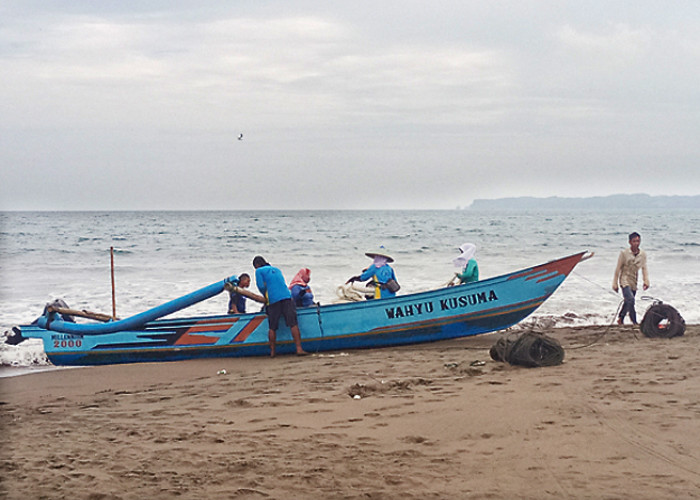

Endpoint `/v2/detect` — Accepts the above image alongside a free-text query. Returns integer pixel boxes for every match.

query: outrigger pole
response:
[110,246,117,320]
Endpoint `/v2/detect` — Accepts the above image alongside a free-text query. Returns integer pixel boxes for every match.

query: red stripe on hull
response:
[508,253,584,283]
[187,322,237,333]
[175,318,238,344]
[174,333,219,346]
[232,315,266,343]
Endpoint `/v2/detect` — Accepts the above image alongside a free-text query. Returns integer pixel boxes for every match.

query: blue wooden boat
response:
[10,252,586,366]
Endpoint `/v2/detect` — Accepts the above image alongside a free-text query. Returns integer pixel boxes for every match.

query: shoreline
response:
[2,324,699,499]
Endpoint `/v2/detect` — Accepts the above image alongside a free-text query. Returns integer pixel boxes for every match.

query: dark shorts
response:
[266,298,298,330]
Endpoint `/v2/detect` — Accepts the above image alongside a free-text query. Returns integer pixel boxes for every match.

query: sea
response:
[1,209,698,374]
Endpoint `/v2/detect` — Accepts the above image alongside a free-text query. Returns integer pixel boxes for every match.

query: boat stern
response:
[4,326,26,345]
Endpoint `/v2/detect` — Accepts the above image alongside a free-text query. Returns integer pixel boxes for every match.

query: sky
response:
[1,1,699,210]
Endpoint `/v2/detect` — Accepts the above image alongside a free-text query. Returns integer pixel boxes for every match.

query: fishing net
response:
[490,331,565,367]
[640,302,685,338]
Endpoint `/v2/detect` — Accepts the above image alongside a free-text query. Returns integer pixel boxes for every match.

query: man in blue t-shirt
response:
[253,256,306,357]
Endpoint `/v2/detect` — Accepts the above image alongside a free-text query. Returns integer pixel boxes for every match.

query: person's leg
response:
[281,299,306,355]
[266,302,282,357]
[626,287,638,324]
[620,286,636,324]
[268,329,276,357]
[290,325,306,354]
[618,290,628,324]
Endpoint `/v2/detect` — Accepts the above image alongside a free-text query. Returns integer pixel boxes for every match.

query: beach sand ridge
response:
[1,325,699,499]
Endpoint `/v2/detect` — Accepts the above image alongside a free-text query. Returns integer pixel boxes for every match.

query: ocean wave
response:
[0,338,49,367]
[2,209,698,367]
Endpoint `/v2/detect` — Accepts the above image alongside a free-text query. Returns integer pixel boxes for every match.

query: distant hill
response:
[468,194,700,210]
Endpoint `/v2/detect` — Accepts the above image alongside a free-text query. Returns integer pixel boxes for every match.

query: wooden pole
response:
[47,306,114,323]
[110,246,117,320]
[223,282,266,303]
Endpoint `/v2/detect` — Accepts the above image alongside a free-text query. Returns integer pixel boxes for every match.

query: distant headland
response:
[467,194,700,210]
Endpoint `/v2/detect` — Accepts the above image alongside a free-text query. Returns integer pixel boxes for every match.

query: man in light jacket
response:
[612,232,650,325]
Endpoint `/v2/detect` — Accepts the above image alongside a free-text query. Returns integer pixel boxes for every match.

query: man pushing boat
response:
[253,255,307,357]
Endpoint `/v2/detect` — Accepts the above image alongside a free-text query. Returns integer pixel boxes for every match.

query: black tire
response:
[640,303,685,338]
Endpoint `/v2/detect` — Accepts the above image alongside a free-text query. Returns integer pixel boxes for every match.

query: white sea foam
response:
[0,338,48,368]
[1,209,698,372]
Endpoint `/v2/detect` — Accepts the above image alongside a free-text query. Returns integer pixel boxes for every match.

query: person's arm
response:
[466,259,479,282]
[301,288,314,307]
[641,252,650,290]
[255,269,267,297]
[456,261,476,283]
[290,284,302,305]
[612,252,623,291]
[359,266,376,282]
[455,268,467,283]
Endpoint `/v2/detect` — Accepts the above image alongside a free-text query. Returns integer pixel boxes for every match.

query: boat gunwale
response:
[95,251,587,331]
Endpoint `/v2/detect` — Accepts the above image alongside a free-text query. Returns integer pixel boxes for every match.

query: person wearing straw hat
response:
[346,246,400,299]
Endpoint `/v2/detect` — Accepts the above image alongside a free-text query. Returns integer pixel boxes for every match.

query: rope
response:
[335,283,373,302]
[313,302,325,354]
[566,299,627,349]
[571,270,621,299]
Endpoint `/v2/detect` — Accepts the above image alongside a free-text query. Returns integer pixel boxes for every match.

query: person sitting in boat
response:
[452,243,479,285]
[289,268,315,307]
[346,246,400,299]
[228,273,251,314]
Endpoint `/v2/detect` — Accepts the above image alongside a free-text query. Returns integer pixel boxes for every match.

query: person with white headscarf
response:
[453,243,479,284]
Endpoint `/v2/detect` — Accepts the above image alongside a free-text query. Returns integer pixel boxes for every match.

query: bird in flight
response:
[238,133,243,141]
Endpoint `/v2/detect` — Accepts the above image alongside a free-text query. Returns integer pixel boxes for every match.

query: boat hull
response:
[19,252,586,366]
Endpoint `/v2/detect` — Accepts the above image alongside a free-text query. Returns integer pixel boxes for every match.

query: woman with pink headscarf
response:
[289,268,315,307]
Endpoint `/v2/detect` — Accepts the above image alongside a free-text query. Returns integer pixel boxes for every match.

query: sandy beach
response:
[1,324,699,499]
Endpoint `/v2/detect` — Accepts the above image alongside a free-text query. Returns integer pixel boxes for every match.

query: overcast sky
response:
[1,1,699,210]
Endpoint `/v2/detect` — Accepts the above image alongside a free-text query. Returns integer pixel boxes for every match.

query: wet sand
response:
[1,325,699,499]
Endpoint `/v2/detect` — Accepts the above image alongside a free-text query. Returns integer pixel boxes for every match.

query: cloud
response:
[555,23,652,60]
[1,3,699,210]
[2,10,518,138]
